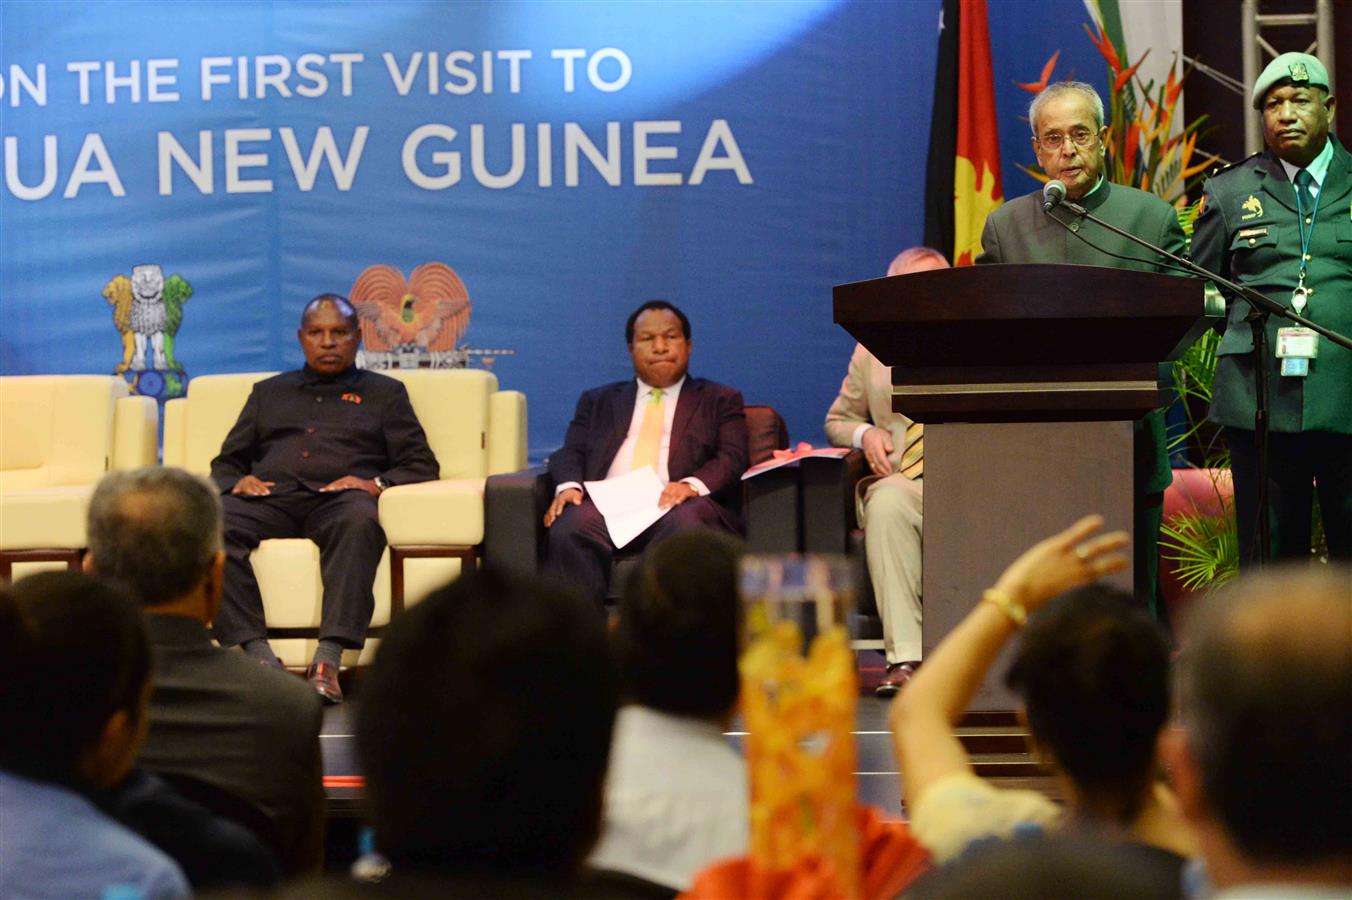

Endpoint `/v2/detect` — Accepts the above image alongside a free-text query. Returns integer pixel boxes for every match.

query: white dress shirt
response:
[588,705,748,890]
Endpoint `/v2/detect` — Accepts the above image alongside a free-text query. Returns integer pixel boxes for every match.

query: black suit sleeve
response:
[210,386,261,493]
[377,381,439,486]
[686,387,748,497]
[547,389,597,487]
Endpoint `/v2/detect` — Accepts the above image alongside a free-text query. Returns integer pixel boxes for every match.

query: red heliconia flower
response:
[1165,65,1182,107]
[1122,121,1142,174]
[1083,22,1122,76]
[1015,50,1061,93]
[1115,50,1150,93]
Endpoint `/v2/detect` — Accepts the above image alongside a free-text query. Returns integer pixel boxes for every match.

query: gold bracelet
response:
[982,589,1027,626]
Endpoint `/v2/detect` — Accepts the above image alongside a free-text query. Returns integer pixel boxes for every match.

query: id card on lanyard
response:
[1281,176,1323,377]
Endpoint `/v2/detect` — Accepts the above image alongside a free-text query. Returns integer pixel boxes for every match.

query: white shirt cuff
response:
[681,477,710,497]
[851,424,872,449]
[555,481,583,497]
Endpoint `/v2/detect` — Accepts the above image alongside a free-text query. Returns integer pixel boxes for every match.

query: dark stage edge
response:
[321,655,952,821]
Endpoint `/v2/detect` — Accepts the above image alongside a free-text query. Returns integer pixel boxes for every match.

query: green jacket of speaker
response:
[976,180,1187,495]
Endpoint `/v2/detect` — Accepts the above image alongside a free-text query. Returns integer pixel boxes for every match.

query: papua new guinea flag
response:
[923,0,1003,266]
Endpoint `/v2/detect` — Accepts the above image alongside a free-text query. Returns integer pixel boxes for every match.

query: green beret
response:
[1252,52,1330,109]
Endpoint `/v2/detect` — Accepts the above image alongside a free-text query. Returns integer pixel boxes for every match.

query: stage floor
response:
[319,656,907,819]
[315,657,1051,870]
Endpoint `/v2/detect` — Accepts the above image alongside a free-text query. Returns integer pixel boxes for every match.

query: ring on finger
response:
[1074,544,1090,562]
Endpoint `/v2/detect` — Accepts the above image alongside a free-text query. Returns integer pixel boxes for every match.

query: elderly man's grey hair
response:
[887,246,950,277]
[87,466,223,608]
[1029,81,1106,137]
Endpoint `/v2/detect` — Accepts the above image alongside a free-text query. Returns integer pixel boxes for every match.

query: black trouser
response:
[1227,428,1352,566]
[214,489,386,647]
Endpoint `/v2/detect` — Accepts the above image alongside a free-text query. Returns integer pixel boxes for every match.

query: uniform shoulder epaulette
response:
[1208,151,1263,178]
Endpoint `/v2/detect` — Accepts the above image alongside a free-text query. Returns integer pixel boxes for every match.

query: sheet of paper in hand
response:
[585,466,671,549]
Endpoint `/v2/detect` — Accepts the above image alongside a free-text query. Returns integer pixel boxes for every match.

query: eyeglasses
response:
[1037,129,1098,150]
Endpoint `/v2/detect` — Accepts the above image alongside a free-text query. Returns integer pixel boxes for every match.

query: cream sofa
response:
[0,375,159,579]
[163,368,526,666]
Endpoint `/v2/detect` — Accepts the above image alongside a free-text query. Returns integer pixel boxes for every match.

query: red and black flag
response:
[923,0,1003,266]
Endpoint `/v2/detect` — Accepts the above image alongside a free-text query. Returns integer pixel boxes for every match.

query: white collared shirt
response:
[1279,137,1333,198]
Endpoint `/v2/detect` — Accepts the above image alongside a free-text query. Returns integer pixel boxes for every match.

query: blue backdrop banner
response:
[1,0,1111,458]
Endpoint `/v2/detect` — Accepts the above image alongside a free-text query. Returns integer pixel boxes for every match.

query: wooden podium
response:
[834,264,1211,708]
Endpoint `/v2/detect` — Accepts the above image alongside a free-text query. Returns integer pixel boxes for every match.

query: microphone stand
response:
[1049,196,1352,567]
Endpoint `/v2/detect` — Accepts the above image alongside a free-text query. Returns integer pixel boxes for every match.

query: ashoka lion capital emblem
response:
[102,263,192,400]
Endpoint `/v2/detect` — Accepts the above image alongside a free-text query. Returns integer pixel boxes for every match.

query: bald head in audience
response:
[86,466,225,619]
[1167,566,1352,892]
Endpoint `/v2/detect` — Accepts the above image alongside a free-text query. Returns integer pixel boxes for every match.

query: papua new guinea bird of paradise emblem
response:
[349,262,511,370]
[102,264,192,400]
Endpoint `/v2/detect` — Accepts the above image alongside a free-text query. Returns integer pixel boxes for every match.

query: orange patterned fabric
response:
[680,806,930,900]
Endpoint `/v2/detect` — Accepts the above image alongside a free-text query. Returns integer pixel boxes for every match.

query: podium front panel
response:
[923,421,1134,711]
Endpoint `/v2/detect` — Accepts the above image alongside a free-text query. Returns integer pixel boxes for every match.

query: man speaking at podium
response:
[976,81,1186,611]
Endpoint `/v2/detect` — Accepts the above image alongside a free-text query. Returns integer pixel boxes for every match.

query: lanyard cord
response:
[1294,177,1323,283]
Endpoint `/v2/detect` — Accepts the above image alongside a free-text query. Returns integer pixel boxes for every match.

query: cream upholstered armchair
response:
[163,368,526,667]
[0,375,158,580]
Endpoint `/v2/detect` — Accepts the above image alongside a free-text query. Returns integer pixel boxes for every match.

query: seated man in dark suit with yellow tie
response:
[543,301,748,606]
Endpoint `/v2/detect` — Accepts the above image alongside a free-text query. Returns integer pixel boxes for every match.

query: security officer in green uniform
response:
[1192,52,1351,565]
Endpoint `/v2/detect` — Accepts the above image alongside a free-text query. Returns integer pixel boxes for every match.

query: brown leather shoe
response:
[874,661,920,698]
[307,662,343,705]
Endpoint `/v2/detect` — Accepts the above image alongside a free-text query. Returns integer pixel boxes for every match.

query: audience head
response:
[1005,584,1170,821]
[0,571,151,788]
[1170,566,1351,882]
[298,293,360,376]
[615,529,744,720]
[87,467,224,614]
[357,568,619,876]
[886,246,950,277]
[625,300,692,389]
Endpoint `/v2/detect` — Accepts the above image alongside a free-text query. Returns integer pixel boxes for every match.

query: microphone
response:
[1042,179,1067,212]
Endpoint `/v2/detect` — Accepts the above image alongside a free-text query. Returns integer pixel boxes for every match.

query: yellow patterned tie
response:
[899,421,924,480]
[630,388,665,472]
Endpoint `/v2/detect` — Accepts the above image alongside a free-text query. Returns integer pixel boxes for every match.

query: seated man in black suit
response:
[209,294,440,703]
[543,301,748,605]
